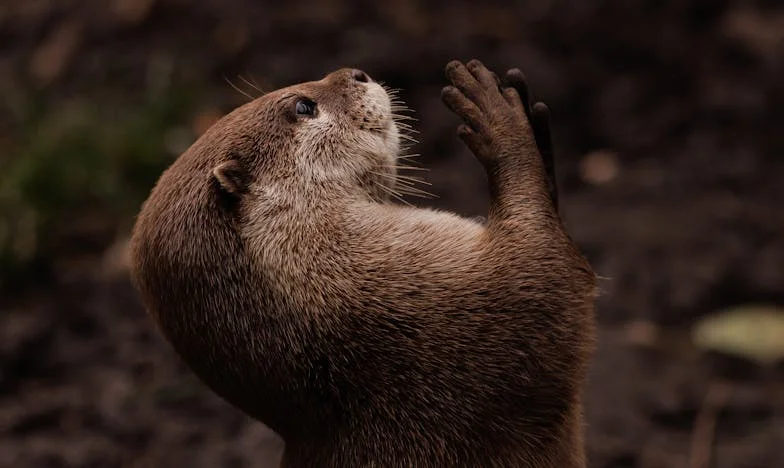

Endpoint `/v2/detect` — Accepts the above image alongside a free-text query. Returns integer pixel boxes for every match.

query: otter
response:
[130,60,596,467]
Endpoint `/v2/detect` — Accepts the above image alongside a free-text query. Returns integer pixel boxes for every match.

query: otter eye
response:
[295,98,317,117]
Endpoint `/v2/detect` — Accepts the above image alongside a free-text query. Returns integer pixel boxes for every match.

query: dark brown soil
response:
[2,1,783,467]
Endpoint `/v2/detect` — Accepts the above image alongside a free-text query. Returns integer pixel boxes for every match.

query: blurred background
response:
[1,0,783,466]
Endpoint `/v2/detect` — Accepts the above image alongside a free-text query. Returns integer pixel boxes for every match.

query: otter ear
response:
[212,160,248,195]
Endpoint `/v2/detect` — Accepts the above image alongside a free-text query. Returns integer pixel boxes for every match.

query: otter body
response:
[130,61,596,467]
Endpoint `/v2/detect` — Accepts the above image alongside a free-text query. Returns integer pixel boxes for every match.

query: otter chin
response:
[130,62,596,468]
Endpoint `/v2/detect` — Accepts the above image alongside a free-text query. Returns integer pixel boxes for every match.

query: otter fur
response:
[130,60,596,467]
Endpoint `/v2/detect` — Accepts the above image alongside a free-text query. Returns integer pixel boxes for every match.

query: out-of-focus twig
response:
[688,381,732,468]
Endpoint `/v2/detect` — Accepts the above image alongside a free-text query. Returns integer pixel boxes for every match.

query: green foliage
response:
[0,87,198,285]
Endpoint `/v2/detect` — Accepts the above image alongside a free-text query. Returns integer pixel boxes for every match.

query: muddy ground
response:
[1,0,783,467]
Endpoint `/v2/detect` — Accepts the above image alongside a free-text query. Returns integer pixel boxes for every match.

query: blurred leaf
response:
[692,304,784,364]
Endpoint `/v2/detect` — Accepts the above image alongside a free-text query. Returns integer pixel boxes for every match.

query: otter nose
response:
[351,69,371,83]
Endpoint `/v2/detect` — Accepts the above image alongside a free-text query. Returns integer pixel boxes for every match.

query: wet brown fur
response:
[130,62,596,467]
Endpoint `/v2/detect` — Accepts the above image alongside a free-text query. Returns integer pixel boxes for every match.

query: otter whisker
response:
[390,105,412,112]
[396,128,420,143]
[370,171,431,187]
[395,182,436,198]
[375,182,413,207]
[396,153,422,161]
[394,159,424,169]
[379,172,432,186]
[396,175,431,186]
[395,127,419,137]
[382,165,430,172]
[391,114,418,122]
[393,122,418,132]
[399,134,420,144]
[395,187,437,200]
[396,185,437,198]
[223,75,255,101]
[381,85,402,95]
[248,75,268,93]
[398,144,418,155]
[238,75,266,96]
[392,111,414,119]
[371,172,436,199]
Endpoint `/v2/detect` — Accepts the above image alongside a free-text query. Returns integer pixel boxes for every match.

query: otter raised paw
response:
[131,61,596,468]
[442,59,557,218]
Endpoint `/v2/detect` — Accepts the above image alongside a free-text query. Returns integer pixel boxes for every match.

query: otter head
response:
[210,68,402,206]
